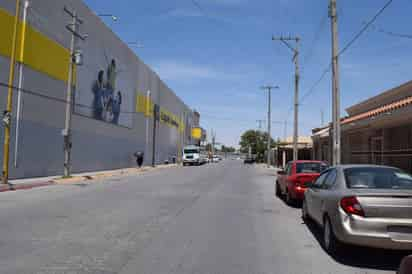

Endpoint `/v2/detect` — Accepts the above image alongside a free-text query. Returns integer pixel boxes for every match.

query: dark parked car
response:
[244,157,256,164]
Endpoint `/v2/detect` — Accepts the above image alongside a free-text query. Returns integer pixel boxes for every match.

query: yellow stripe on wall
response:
[0,8,71,83]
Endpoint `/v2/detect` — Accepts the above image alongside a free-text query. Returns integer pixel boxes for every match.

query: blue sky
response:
[84,0,412,147]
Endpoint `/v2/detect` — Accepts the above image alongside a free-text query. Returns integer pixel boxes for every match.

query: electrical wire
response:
[191,0,205,12]
[1,81,143,115]
[297,0,393,106]
[303,12,329,69]
[338,0,393,57]
[299,64,332,103]
[370,24,412,39]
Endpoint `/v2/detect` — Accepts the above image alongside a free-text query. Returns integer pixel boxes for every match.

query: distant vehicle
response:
[244,157,255,164]
[276,160,328,205]
[302,165,412,254]
[183,145,204,166]
[212,155,221,163]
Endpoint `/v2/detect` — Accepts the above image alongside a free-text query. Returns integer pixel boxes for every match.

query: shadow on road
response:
[275,194,302,209]
[304,218,409,272]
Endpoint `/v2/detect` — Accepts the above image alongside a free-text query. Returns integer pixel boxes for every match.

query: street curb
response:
[1,164,181,193]
[0,181,55,193]
[0,164,180,194]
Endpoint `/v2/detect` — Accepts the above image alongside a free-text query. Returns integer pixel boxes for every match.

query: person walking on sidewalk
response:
[134,151,144,168]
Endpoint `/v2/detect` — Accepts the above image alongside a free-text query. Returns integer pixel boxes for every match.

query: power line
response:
[368,23,412,39]
[0,81,142,115]
[191,0,204,12]
[299,64,331,103]
[297,0,393,106]
[338,0,393,56]
[303,12,329,69]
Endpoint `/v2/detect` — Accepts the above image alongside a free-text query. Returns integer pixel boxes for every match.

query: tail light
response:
[340,196,365,217]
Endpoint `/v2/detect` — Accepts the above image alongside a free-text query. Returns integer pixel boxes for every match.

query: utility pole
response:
[63,6,86,177]
[14,0,30,169]
[329,0,341,165]
[2,0,20,184]
[321,109,325,126]
[145,90,151,163]
[256,119,265,131]
[261,85,279,168]
[152,104,159,167]
[211,129,216,159]
[272,36,300,161]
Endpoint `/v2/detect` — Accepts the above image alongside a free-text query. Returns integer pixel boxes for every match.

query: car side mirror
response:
[277,170,286,175]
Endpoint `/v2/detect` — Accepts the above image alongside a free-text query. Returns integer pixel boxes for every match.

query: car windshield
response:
[296,163,328,174]
[344,167,412,189]
[184,149,199,154]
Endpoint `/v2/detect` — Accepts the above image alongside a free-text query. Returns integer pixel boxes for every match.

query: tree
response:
[221,145,236,153]
[205,143,213,152]
[239,130,276,162]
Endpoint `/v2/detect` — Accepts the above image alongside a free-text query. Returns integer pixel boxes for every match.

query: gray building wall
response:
[0,0,195,179]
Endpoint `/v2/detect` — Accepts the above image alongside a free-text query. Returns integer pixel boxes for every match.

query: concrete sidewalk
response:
[0,164,179,193]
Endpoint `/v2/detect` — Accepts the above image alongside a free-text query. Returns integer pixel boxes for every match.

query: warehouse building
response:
[0,0,199,179]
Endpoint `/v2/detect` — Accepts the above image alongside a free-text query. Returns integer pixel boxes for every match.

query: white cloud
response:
[152,61,251,81]
[153,61,218,80]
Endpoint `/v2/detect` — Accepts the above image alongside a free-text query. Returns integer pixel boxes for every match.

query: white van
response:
[183,145,204,166]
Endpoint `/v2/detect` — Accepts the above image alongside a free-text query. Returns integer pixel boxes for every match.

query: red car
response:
[276,160,328,205]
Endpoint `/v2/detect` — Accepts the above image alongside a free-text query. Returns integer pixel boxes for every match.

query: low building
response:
[312,80,412,173]
[274,136,313,167]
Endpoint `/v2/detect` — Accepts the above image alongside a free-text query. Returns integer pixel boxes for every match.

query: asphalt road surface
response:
[0,160,407,274]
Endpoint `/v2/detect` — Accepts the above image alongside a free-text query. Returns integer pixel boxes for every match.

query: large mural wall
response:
[0,0,195,178]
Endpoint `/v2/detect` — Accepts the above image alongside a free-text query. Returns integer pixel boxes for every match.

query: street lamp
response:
[97,14,118,21]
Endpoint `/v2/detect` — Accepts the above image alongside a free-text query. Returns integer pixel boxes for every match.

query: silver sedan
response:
[302,165,412,254]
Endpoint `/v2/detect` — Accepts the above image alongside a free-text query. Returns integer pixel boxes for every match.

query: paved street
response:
[0,161,406,274]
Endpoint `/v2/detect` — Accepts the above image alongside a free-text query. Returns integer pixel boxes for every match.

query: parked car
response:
[302,165,412,254]
[212,155,221,163]
[276,160,328,205]
[244,157,255,164]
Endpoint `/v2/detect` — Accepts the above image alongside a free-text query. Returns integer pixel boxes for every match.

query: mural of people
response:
[107,59,117,91]
[91,58,122,125]
[92,70,105,120]
[112,91,122,124]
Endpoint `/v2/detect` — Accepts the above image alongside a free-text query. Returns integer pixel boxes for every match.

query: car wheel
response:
[285,190,295,206]
[302,199,309,221]
[275,182,282,197]
[323,216,340,255]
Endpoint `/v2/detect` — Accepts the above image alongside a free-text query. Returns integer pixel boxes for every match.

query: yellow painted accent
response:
[135,93,154,118]
[192,127,202,139]
[160,107,182,130]
[0,8,72,83]
[145,96,154,117]
[136,93,145,113]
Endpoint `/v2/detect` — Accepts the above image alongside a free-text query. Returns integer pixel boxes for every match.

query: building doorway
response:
[371,136,383,165]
